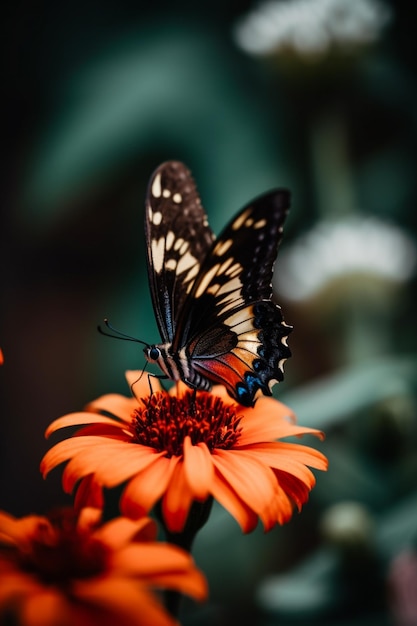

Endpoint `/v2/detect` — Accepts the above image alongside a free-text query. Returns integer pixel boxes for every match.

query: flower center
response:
[131,391,242,457]
[22,509,108,584]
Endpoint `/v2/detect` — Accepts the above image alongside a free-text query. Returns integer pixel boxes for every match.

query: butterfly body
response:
[144,161,292,407]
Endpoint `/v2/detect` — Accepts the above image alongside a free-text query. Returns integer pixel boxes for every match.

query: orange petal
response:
[245,395,295,419]
[0,510,19,543]
[211,450,278,516]
[113,542,193,574]
[73,578,176,626]
[274,469,312,511]
[243,441,328,471]
[210,385,237,406]
[112,542,207,599]
[125,370,162,397]
[210,473,258,533]
[144,570,207,602]
[235,443,326,483]
[162,461,194,533]
[74,475,104,511]
[21,588,70,626]
[72,423,131,439]
[268,483,294,525]
[0,572,44,606]
[45,412,128,438]
[169,381,190,398]
[239,411,324,445]
[183,438,214,500]
[62,443,163,492]
[95,517,157,549]
[214,451,290,531]
[121,455,175,518]
[76,507,102,533]
[86,394,138,421]
[40,437,105,478]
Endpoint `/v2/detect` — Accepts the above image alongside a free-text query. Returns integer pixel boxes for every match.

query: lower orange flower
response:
[41,371,327,534]
[0,507,206,626]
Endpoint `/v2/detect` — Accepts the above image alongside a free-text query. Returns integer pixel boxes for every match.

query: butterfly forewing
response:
[191,189,289,305]
[145,161,215,343]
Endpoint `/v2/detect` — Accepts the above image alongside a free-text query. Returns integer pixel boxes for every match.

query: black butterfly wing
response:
[145,161,215,344]
[173,189,292,406]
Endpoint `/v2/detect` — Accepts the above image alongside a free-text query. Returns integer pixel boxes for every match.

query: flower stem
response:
[163,497,214,552]
[156,498,213,618]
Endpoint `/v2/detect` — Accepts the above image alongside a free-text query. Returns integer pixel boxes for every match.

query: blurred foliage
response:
[2,0,417,624]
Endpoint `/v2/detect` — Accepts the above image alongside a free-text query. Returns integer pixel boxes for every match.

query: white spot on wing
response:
[219,258,234,273]
[166,231,175,250]
[151,238,165,273]
[226,263,242,278]
[238,331,260,342]
[237,340,259,353]
[228,317,256,335]
[232,209,251,230]
[173,193,182,203]
[214,239,233,256]
[185,263,200,289]
[152,211,162,225]
[224,308,254,328]
[162,188,171,198]
[179,241,189,255]
[207,283,220,295]
[194,264,220,298]
[166,258,177,270]
[217,300,240,314]
[278,358,287,372]
[152,173,162,198]
[177,252,198,274]
[216,277,241,296]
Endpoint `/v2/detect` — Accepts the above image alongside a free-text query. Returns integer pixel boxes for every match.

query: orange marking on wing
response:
[195,357,243,387]
[195,349,258,386]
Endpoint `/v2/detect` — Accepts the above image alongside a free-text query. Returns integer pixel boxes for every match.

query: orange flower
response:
[0,507,206,626]
[41,372,327,534]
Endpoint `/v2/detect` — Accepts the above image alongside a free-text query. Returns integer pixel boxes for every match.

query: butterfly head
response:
[144,345,162,363]
[143,342,179,382]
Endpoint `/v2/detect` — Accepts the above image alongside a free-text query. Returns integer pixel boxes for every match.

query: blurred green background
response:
[1,0,417,624]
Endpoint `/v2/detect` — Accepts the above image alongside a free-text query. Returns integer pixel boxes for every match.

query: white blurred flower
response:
[275,216,417,302]
[234,0,391,58]
[320,501,375,548]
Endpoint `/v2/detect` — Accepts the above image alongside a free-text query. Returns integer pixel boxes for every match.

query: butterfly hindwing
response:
[144,161,292,406]
[145,161,214,343]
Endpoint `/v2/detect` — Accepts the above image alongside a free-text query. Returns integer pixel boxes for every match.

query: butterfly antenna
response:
[98,318,148,346]
[129,369,146,400]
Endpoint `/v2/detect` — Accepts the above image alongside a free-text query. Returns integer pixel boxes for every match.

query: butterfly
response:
[142,160,292,407]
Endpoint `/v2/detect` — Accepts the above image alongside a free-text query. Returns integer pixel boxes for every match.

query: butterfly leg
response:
[190,388,197,416]
[129,370,168,400]
[147,372,169,397]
